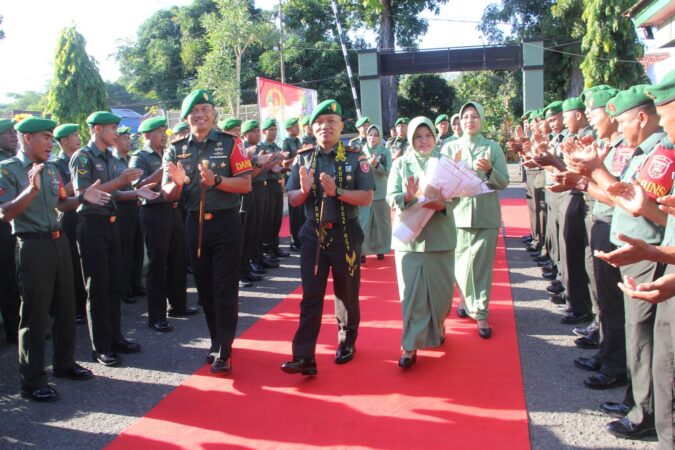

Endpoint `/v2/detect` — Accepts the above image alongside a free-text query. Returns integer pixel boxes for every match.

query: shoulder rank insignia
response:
[177,153,192,159]
[297,144,314,153]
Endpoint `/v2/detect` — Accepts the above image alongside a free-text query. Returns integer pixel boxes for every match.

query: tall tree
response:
[46,26,108,142]
[397,74,456,120]
[0,91,49,116]
[580,0,646,89]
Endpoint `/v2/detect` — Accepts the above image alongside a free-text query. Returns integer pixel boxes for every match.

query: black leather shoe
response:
[54,363,94,380]
[272,248,291,258]
[522,234,533,243]
[149,320,174,332]
[546,284,565,295]
[266,254,280,263]
[573,321,599,337]
[526,244,541,252]
[550,293,566,305]
[561,312,594,325]
[542,271,557,281]
[606,417,656,440]
[585,372,627,390]
[206,344,218,364]
[478,326,492,339]
[600,402,631,419]
[211,357,232,374]
[456,307,469,318]
[557,305,572,313]
[92,351,121,366]
[398,351,417,368]
[250,262,267,274]
[21,385,60,402]
[540,261,554,270]
[111,339,141,354]
[75,313,86,325]
[575,333,599,349]
[533,255,550,263]
[377,254,385,260]
[281,357,318,375]
[335,345,355,364]
[529,251,541,258]
[260,256,280,269]
[574,356,600,372]
[242,272,263,282]
[289,243,301,252]
[239,280,253,288]
[168,307,199,317]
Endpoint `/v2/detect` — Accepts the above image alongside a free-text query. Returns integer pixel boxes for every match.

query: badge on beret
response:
[330,103,337,112]
[607,103,616,112]
[203,93,209,101]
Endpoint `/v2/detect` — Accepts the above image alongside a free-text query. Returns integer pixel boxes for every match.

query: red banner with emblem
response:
[256,77,318,144]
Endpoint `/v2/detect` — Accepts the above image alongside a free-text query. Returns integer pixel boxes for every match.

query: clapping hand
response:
[198,162,215,187]
[119,168,144,186]
[607,180,649,217]
[618,273,675,304]
[657,194,675,216]
[319,172,337,197]
[167,162,186,186]
[82,179,111,206]
[403,176,419,203]
[299,165,315,194]
[594,233,654,267]
[28,163,44,192]
[136,183,161,200]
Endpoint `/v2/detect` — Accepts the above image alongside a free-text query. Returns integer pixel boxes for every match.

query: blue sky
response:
[0,0,503,103]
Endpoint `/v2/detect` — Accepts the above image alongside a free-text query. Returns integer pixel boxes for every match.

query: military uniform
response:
[283,133,305,250]
[387,136,409,157]
[113,149,140,302]
[301,133,317,147]
[348,136,367,152]
[260,140,285,255]
[250,141,274,266]
[0,136,20,344]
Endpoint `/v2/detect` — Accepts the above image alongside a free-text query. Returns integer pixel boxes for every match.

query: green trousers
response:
[395,250,454,351]
[16,235,76,391]
[360,199,392,256]
[455,228,499,321]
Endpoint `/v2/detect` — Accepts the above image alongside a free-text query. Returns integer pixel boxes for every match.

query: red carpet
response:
[107,200,530,450]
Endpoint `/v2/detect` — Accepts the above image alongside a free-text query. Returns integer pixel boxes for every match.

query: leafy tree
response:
[579,0,646,88]
[46,26,108,142]
[397,74,456,120]
[106,82,153,113]
[0,91,49,116]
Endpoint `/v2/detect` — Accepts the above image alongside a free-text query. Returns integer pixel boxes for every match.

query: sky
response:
[0,0,504,104]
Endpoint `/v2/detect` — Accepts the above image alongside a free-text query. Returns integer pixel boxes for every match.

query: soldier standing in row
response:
[348,116,370,151]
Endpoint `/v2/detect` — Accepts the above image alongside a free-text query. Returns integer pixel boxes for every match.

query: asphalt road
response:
[0,164,658,449]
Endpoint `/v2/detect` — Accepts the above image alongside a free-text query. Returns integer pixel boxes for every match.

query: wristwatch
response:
[213,175,223,187]
[336,187,344,198]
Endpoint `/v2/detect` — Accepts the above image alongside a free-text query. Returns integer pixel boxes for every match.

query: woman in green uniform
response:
[387,116,456,368]
[359,124,392,262]
[442,102,509,339]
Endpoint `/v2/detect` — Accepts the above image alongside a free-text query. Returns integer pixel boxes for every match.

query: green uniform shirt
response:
[300,134,316,147]
[282,136,302,159]
[112,151,133,192]
[610,131,667,246]
[348,136,367,151]
[544,130,568,186]
[660,138,674,247]
[387,137,409,156]
[362,144,392,201]
[55,152,71,184]
[70,141,119,216]
[260,141,283,181]
[130,147,164,205]
[0,151,63,233]
[592,135,626,218]
[442,134,510,229]
[163,129,253,212]
[286,145,375,223]
[0,148,14,162]
[436,133,451,146]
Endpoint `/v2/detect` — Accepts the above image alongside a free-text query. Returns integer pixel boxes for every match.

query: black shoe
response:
[272,248,291,258]
[122,296,137,304]
[585,372,627,390]
[573,321,599,337]
[398,351,417,368]
[239,280,253,288]
[540,261,554,269]
[111,339,142,354]
[75,313,86,325]
[206,344,218,364]
[250,262,267,274]
[561,312,594,325]
[54,363,94,380]
[550,293,567,305]
[289,243,301,252]
[528,251,541,258]
[281,357,318,375]
[186,265,193,274]
[92,351,121,366]
[21,385,60,402]
[574,356,600,372]
[361,255,367,264]
[456,307,469,318]
[211,357,232,374]
[606,417,656,440]
[600,402,631,419]
[526,244,541,252]
[149,320,174,332]
[242,272,263,282]
[260,256,280,269]
[533,255,550,263]
[478,326,492,339]
[557,305,572,313]
[575,332,599,349]
[266,254,280,263]
[168,307,199,317]
[522,235,533,243]
[377,254,385,260]
[546,284,565,295]
[542,271,557,281]
[335,345,355,364]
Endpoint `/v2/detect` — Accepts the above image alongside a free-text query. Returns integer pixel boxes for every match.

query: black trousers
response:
[186,208,242,359]
[131,213,145,293]
[240,192,257,272]
[16,235,75,390]
[289,204,305,248]
[251,181,268,262]
[590,217,626,378]
[0,220,19,340]
[292,219,364,359]
[62,211,86,317]
[264,180,284,252]
[559,193,592,315]
[140,205,187,322]
[77,215,124,353]
[116,202,139,298]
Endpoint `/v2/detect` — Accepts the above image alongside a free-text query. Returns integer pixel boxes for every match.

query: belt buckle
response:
[109,216,117,224]
[204,212,213,221]
[51,230,60,240]
[172,202,178,209]
[324,222,334,230]
[263,181,267,186]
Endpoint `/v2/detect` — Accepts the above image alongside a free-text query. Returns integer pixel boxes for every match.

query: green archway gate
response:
[357,39,544,127]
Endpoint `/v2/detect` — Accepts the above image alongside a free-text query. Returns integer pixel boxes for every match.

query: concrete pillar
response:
[522,39,545,112]
[357,50,383,127]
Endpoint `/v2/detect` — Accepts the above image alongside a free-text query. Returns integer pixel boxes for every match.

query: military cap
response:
[520,111,532,121]
[117,126,131,135]
[172,122,189,134]
[580,85,613,103]
[562,97,585,112]
[606,85,653,117]
[355,116,370,128]
[219,118,242,131]
[534,109,546,120]
[241,119,259,135]
[310,99,342,125]
[180,89,214,119]
[434,114,449,125]
[299,115,310,126]
[261,118,277,130]
[14,117,57,134]
[53,123,80,139]
[544,101,563,117]
[0,119,16,134]
[645,70,675,106]
[284,117,299,129]
[138,116,168,133]
[586,88,619,110]
[394,117,409,127]
[86,111,121,126]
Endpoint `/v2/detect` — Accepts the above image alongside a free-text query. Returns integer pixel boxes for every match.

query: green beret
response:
[172,122,189,134]
[606,85,653,117]
[86,111,121,126]
[394,117,409,127]
[14,117,57,134]
[241,120,259,135]
[218,118,242,131]
[261,118,277,130]
[180,89,214,120]
[520,111,531,121]
[534,109,546,120]
[586,88,619,110]
[544,101,563,117]
[646,70,675,106]
[138,116,168,133]
[580,85,613,103]
[310,99,342,125]
[0,119,16,134]
[117,126,131,135]
[54,123,80,139]
[355,116,370,128]
[434,114,449,125]
[299,115,310,126]
[284,117,299,129]
[562,97,585,112]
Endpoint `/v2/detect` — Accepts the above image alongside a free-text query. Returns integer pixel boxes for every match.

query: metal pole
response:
[329,0,361,117]
[279,0,285,85]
